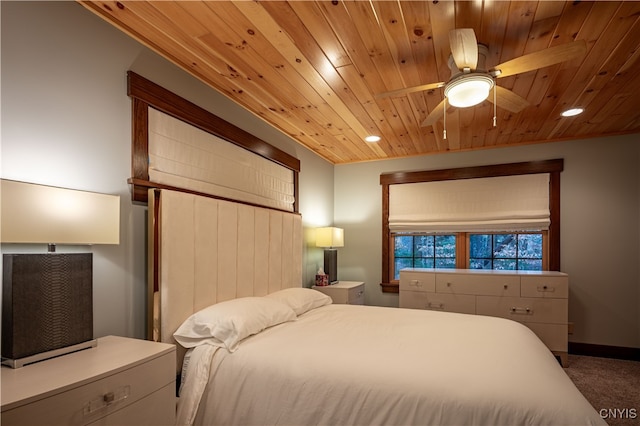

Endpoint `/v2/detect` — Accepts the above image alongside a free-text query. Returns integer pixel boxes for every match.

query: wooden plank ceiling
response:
[79,1,640,164]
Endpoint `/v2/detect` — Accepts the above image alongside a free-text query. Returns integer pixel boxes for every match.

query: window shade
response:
[389,173,550,232]
[148,108,295,212]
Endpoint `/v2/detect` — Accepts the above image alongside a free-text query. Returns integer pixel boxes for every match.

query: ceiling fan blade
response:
[492,40,587,78]
[376,81,445,99]
[421,99,447,127]
[449,28,478,70]
[487,86,530,113]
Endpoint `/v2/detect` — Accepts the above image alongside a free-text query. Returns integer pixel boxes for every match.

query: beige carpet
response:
[564,355,640,426]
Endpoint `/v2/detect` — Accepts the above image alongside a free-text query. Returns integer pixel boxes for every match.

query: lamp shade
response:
[1,179,120,245]
[315,227,344,248]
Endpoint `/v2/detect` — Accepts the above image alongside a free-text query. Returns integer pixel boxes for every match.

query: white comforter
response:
[178,304,605,426]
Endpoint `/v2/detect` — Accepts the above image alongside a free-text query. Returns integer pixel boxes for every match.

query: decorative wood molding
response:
[127,71,300,209]
[380,159,564,185]
[380,159,564,293]
[381,184,390,292]
[379,282,399,293]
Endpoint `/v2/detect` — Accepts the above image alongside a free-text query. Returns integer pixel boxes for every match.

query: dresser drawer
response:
[525,323,568,352]
[399,271,436,292]
[88,383,175,426]
[347,284,365,305]
[520,276,568,298]
[476,296,567,324]
[400,291,476,314]
[1,351,175,426]
[436,273,520,296]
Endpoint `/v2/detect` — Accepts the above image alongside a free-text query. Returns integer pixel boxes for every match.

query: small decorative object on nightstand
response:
[1,336,176,426]
[313,281,365,305]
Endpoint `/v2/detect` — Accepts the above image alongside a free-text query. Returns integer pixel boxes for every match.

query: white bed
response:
[174,297,605,426]
[149,189,605,426]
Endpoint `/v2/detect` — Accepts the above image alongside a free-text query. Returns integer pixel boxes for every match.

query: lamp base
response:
[324,249,338,284]
[2,253,94,368]
[1,339,97,368]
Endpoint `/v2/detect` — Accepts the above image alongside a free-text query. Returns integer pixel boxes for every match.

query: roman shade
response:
[389,173,550,232]
[148,108,295,212]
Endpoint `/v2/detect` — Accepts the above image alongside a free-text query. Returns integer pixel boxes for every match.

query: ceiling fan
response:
[377,29,587,129]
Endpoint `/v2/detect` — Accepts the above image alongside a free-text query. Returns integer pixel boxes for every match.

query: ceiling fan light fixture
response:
[444,74,494,108]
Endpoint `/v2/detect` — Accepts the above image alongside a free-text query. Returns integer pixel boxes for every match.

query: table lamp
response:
[315,227,344,284]
[1,179,120,367]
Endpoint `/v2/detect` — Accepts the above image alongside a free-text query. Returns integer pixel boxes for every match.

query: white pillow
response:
[173,297,296,352]
[266,287,332,316]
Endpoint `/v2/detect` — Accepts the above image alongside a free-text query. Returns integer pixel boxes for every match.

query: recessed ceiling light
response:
[365,135,381,143]
[561,108,584,117]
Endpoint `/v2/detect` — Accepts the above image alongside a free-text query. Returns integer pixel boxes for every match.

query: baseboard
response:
[568,342,640,361]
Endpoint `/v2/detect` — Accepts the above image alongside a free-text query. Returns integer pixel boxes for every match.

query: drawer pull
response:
[410,280,423,288]
[427,302,445,310]
[84,385,130,415]
[503,284,508,290]
[510,307,532,315]
[537,285,554,292]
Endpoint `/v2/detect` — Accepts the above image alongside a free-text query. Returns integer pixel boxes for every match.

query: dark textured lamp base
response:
[324,249,338,284]
[1,339,97,368]
[2,253,94,368]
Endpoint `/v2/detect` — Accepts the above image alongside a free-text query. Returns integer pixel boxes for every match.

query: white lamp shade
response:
[1,179,120,245]
[445,75,494,108]
[315,227,344,248]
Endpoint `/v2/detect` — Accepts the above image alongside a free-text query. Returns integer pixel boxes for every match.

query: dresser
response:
[313,281,365,305]
[399,268,568,366]
[1,335,176,426]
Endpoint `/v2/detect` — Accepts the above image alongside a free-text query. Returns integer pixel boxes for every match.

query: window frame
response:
[389,231,548,281]
[380,160,563,293]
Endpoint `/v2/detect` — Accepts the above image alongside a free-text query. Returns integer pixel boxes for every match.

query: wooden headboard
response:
[148,188,303,363]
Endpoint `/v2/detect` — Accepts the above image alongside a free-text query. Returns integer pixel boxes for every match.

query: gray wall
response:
[335,135,640,348]
[2,1,638,349]
[1,1,333,339]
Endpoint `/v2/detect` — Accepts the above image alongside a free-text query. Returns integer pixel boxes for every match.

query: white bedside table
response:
[1,335,176,426]
[313,281,365,305]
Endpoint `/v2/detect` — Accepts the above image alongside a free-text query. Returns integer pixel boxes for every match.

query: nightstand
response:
[313,281,365,305]
[1,335,176,426]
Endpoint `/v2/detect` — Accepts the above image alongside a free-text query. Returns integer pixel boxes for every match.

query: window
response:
[393,234,456,279]
[390,231,546,281]
[469,232,544,270]
[380,160,563,293]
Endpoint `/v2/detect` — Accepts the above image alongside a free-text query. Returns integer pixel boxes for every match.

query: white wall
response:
[1,1,333,339]
[335,134,640,348]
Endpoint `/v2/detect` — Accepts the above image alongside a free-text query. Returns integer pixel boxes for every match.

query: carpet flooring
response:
[564,355,640,426]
